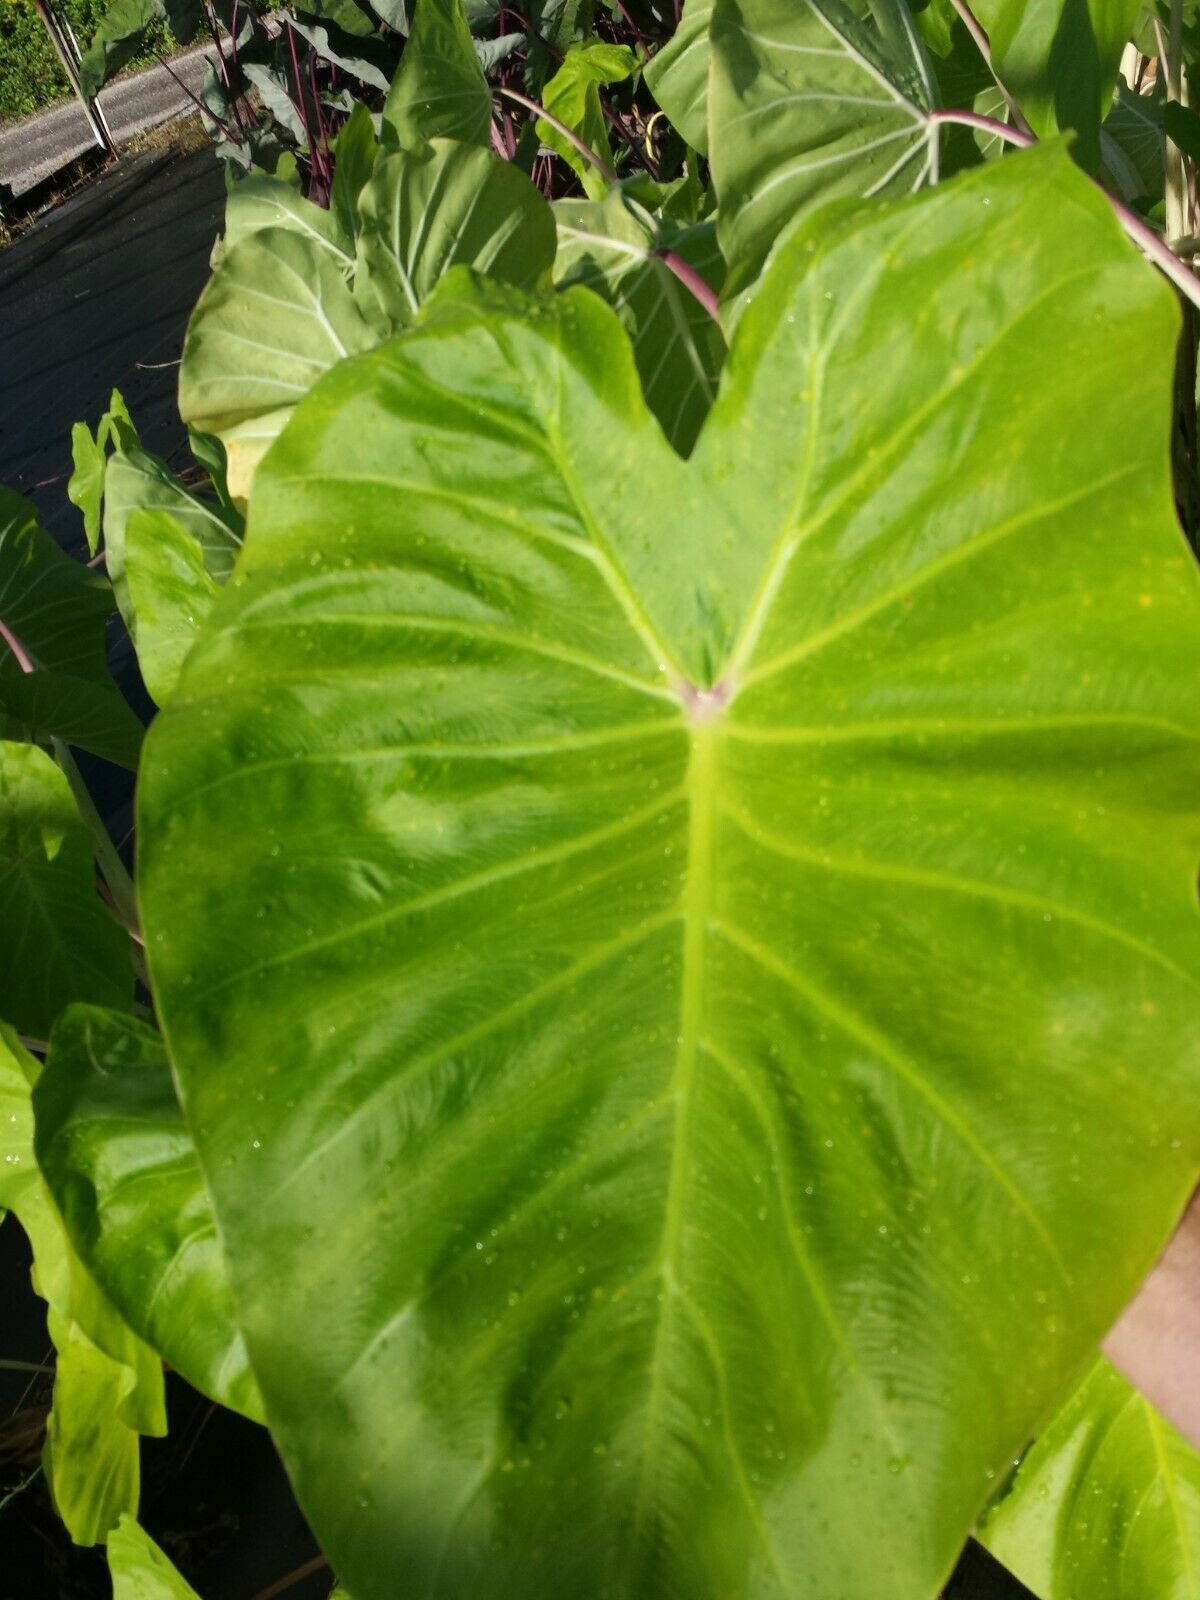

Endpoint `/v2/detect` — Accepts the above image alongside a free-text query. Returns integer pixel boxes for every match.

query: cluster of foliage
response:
[75,0,688,200]
[4,0,1200,1597]
[0,0,182,123]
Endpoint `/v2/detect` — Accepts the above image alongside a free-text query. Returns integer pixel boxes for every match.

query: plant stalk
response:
[656,249,720,322]
[153,46,239,140]
[0,617,34,673]
[496,86,619,183]
[944,0,1031,132]
[1159,2,1190,254]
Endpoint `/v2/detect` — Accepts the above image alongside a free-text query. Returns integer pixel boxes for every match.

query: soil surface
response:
[0,144,1037,1600]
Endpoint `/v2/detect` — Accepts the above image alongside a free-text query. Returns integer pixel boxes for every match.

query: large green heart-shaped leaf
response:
[140,147,1200,1600]
[35,1006,262,1420]
[710,0,939,297]
[980,1359,1200,1598]
[0,743,132,1038]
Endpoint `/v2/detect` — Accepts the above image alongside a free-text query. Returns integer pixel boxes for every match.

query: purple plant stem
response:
[930,109,1200,314]
[610,0,647,47]
[287,20,328,188]
[307,45,332,170]
[153,48,239,139]
[496,86,717,320]
[505,6,564,65]
[925,107,1034,145]
[602,101,659,178]
[656,248,720,322]
[0,618,34,674]
[201,0,247,138]
[497,85,619,182]
[945,0,1031,132]
[226,0,259,129]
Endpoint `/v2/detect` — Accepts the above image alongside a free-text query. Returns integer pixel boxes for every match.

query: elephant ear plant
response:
[3,2,1200,1598]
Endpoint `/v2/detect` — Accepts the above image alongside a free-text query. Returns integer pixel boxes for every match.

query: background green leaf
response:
[123,509,220,708]
[177,227,375,502]
[1100,77,1164,202]
[78,0,163,99]
[140,148,1200,1600]
[382,0,492,150]
[35,1006,263,1420]
[971,0,1143,170]
[356,140,557,330]
[537,41,637,199]
[0,1028,165,1547]
[710,0,939,298]
[0,487,143,769]
[553,193,725,452]
[0,743,131,1038]
[644,0,712,153]
[222,171,355,269]
[980,1359,1200,1599]
[103,438,243,631]
[108,1515,201,1599]
[43,1308,144,1545]
[332,103,381,251]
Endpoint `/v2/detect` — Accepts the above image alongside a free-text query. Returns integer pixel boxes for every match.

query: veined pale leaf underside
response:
[709,0,941,296]
[140,148,1200,1600]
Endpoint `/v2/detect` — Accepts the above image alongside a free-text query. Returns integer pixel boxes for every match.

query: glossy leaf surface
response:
[553,193,724,452]
[35,1006,262,1419]
[103,439,243,619]
[331,104,380,251]
[140,149,1200,1600]
[537,42,637,199]
[0,1029,164,1546]
[382,0,491,150]
[971,0,1143,169]
[222,171,354,268]
[44,1307,144,1545]
[644,0,712,153]
[0,487,143,768]
[177,228,375,502]
[108,1516,201,1599]
[0,742,131,1037]
[357,140,556,330]
[1100,80,1163,203]
[124,509,219,707]
[710,0,939,296]
[981,1359,1200,1599]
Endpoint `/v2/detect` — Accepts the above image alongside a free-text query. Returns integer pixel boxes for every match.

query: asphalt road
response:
[0,44,213,197]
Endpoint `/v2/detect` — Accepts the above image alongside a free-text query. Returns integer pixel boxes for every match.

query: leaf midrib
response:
[631,716,718,1555]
